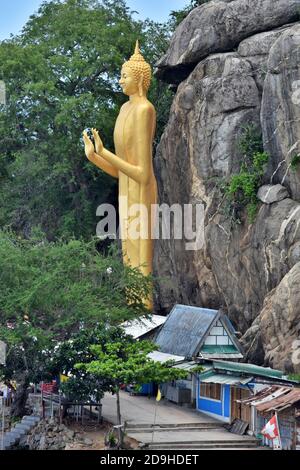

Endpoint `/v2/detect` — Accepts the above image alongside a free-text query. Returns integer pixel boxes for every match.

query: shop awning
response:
[200,373,253,385]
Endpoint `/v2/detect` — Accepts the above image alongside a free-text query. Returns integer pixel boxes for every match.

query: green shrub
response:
[224,125,269,224]
[290,154,300,172]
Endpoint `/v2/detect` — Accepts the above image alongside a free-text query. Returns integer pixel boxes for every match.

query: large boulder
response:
[237,24,296,93]
[261,24,300,201]
[154,2,300,372]
[257,184,289,204]
[241,262,300,373]
[205,198,300,331]
[155,49,300,330]
[156,0,300,84]
[154,52,261,315]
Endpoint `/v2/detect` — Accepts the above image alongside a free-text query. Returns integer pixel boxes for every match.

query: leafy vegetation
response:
[0,230,151,330]
[290,154,300,172]
[75,336,189,440]
[288,373,300,382]
[0,0,173,241]
[0,0,201,420]
[50,325,136,403]
[223,125,269,224]
[0,230,152,416]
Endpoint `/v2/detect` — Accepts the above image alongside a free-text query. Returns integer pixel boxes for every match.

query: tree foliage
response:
[223,125,269,224]
[75,335,189,427]
[0,229,152,415]
[50,325,135,402]
[77,340,188,388]
[0,230,151,332]
[0,0,173,240]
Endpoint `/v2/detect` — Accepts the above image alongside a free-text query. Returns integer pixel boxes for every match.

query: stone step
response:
[3,435,15,445]
[127,422,222,430]
[8,432,23,441]
[2,432,20,447]
[22,416,40,423]
[2,441,13,450]
[147,441,260,450]
[15,422,33,430]
[127,425,225,434]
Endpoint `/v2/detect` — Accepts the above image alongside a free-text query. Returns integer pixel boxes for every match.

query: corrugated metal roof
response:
[122,315,166,339]
[212,360,284,380]
[256,388,300,412]
[238,386,281,406]
[155,304,219,357]
[147,351,185,364]
[201,373,253,385]
[173,361,200,371]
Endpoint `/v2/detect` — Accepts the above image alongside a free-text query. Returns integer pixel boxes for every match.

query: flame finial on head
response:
[128,39,146,63]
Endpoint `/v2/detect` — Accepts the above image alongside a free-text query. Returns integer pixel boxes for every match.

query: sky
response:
[0,0,189,40]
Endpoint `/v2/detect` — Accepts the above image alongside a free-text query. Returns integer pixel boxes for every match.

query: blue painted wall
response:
[197,380,231,419]
[223,385,230,418]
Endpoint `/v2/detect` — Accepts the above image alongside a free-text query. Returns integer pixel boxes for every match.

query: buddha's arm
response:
[89,152,119,179]
[99,106,154,184]
[100,148,143,183]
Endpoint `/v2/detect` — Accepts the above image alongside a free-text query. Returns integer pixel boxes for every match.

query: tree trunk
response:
[116,388,123,448]
[116,388,121,425]
[10,377,30,418]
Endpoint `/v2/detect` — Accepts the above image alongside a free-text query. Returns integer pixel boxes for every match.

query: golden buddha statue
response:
[83,41,157,310]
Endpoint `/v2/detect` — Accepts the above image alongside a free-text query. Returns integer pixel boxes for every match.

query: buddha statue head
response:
[120,40,152,97]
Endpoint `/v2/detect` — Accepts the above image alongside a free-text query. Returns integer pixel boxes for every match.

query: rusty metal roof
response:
[239,386,300,412]
[256,388,300,412]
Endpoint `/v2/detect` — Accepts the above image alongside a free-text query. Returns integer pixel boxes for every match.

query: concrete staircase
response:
[126,422,260,450]
[126,421,224,433]
[2,415,40,450]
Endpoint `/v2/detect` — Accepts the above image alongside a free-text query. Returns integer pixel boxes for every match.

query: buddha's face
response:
[119,66,139,96]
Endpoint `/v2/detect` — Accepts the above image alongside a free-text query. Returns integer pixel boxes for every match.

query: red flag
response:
[261,415,279,440]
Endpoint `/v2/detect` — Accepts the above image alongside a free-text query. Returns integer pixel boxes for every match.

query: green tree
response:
[75,338,189,445]
[0,229,152,416]
[0,0,172,240]
[50,324,134,404]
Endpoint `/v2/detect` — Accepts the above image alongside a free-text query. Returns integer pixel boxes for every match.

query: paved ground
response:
[101,392,260,449]
[101,391,217,426]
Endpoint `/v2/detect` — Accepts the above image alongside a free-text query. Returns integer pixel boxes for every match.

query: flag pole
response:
[275,411,282,450]
[152,386,161,445]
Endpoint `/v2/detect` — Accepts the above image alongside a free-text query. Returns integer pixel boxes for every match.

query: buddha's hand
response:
[82,130,95,161]
[92,128,104,156]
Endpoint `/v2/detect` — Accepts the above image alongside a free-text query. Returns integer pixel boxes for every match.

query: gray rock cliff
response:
[154,0,300,372]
